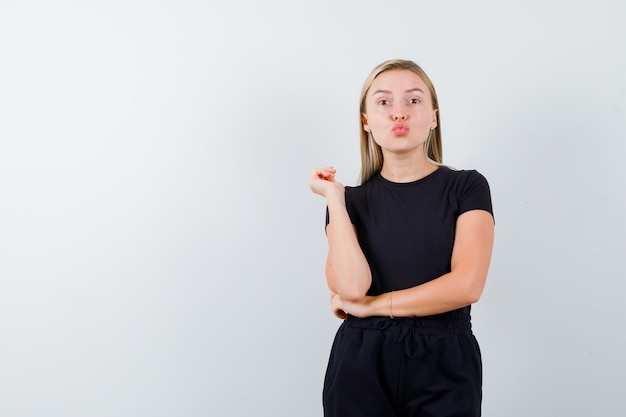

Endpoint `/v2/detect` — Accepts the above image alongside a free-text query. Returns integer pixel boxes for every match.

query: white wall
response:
[1,1,624,416]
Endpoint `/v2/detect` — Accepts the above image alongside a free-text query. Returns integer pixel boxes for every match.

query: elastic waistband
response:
[344,315,472,334]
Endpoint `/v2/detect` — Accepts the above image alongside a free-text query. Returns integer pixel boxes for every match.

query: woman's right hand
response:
[309,166,344,198]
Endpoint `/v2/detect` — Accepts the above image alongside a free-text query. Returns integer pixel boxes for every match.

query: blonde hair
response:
[358,59,443,185]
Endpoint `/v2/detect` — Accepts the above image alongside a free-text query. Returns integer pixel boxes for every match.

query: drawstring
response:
[398,320,426,358]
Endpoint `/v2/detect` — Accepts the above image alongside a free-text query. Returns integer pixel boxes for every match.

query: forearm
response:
[366,270,485,318]
[370,210,493,318]
[325,196,372,301]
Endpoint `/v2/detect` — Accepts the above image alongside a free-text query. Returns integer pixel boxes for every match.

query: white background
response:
[1,1,625,416]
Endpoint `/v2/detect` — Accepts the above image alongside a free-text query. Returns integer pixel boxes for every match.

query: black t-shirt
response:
[327,166,493,308]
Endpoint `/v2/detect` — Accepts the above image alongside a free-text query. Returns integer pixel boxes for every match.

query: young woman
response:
[309,59,494,417]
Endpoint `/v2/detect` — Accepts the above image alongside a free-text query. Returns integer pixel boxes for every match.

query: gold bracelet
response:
[388,291,394,319]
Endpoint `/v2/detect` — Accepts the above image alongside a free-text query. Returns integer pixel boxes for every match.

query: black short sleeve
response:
[457,170,494,220]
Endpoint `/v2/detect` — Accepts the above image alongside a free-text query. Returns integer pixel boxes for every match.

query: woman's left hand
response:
[330,292,373,319]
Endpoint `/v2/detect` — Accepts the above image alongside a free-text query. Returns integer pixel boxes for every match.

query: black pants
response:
[323,315,482,417]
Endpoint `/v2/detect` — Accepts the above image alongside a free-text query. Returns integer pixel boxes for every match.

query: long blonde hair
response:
[358,59,443,185]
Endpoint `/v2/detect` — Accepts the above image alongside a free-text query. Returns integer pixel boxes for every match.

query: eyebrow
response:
[372,88,426,95]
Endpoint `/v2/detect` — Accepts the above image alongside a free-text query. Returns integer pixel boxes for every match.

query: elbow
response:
[326,272,370,302]
[327,278,370,302]
[466,289,482,305]
[460,273,486,305]
[326,262,371,302]
[339,287,368,302]
[465,278,485,305]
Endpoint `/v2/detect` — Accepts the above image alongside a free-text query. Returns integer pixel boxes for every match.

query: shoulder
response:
[345,175,378,196]
[440,166,493,216]
[439,165,489,183]
[437,166,490,193]
[343,176,382,215]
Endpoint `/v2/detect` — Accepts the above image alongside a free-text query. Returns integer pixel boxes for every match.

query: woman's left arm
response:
[331,209,494,319]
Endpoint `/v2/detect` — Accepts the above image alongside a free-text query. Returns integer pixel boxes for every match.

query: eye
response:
[408,98,420,104]
[377,99,390,106]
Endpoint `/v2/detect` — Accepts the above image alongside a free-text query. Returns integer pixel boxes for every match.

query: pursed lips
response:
[392,123,409,135]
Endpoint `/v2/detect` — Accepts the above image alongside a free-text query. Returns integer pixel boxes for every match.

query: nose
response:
[392,104,407,120]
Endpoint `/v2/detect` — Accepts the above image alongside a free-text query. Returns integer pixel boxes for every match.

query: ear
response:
[361,113,370,132]
[431,108,438,130]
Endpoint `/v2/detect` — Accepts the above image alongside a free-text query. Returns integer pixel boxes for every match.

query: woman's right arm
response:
[309,167,372,301]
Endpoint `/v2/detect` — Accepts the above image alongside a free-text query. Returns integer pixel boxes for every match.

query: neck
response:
[380,152,438,183]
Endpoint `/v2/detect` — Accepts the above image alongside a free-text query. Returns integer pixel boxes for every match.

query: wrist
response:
[371,293,395,318]
[325,186,345,206]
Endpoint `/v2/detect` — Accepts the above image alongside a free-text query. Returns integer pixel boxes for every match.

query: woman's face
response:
[362,69,438,157]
